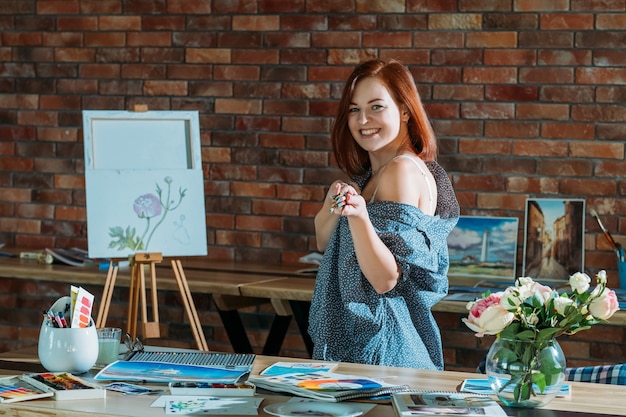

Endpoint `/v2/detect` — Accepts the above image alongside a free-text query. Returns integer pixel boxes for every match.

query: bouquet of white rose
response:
[463,270,619,407]
[463,270,619,339]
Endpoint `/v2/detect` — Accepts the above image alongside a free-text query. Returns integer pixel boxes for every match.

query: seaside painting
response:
[447,216,519,280]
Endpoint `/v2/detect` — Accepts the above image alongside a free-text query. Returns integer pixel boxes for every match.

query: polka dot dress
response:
[308,161,459,370]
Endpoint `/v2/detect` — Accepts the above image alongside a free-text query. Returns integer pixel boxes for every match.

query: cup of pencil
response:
[37,296,99,374]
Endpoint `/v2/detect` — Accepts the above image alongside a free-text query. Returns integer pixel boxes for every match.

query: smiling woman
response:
[309,59,460,370]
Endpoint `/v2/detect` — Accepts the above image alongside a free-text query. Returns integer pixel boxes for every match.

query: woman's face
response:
[347,76,408,152]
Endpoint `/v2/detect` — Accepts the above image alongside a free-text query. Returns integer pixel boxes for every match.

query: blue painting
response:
[447,216,519,280]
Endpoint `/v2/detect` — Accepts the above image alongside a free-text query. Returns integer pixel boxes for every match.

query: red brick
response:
[484,49,536,65]
[54,48,95,62]
[476,192,528,210]
[541,13,595,29]
[84,32,126,47]
[572,104,626,122]
[127,32,172,47]
[35,0,79,14]
[517,103,570,120]
[143,80,187,96]
[542,122,595,140]
[466,31,517,47]
[538,49,592,66]
[513,139,568,157]
[99,16,141,30]
[312,32,362,48]
[577,67,626,84]
[363,32,412,47]
[516,0,570,11]
[561,178,617,195]
[236,215,282,231]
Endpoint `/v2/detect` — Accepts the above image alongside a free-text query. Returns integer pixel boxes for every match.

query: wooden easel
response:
[96,252,209,351]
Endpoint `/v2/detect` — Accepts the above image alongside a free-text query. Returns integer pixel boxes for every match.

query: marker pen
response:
[57,312,68,328]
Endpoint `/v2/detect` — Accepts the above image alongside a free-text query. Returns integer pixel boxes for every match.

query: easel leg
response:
[123,253,208,350]
[127,262,141,339]
[96,260,119,329]
[172,260,209,351]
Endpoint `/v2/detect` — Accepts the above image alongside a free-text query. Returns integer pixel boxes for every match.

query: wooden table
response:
[0,256,290,354]
[0,346,625,417]
[3,255,626,358]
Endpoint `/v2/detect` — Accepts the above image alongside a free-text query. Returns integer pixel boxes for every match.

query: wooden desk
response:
[0,257,289,354]
[0,346,625,417]
[3,255,626,359]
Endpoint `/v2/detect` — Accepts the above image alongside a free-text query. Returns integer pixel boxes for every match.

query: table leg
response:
[261,315,292,356]
[216,309,254,353]
[290,300,313,357]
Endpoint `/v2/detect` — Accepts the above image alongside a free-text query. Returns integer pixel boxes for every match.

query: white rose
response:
[569,272,591,294]
[553,296,574,315]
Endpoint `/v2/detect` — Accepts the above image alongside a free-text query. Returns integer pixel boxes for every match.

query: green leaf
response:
[532,371,547,393]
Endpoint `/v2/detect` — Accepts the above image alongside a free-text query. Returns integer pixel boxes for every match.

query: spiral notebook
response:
[95,351,256,383]
[249,371,411,402]
[391,391,507,417]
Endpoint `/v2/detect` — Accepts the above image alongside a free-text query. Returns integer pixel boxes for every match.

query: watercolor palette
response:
[0,375,54,403]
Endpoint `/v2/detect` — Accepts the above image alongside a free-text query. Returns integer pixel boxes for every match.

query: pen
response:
[54,313,64,328]
[57,312,68,328]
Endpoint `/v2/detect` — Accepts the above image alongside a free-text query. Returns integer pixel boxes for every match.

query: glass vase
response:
[485,336,566,408]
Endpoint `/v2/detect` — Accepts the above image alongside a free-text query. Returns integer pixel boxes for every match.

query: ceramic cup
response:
[38,297,99,374]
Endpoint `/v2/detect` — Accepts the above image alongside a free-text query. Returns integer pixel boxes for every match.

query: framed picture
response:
[522,198,585,280]
[447,216,519,280]
[83,110,207,259]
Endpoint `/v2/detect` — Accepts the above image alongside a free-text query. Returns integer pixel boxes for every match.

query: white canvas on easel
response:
[83,110,207,259]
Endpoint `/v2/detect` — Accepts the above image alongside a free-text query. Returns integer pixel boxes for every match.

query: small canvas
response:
[523,198,585,280]
[83,110,207,258]
[447,216,519,280]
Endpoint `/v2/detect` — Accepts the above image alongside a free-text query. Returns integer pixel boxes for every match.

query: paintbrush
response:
[590,208,618,251]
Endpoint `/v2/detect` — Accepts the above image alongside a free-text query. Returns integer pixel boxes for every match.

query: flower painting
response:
[108,177,187,252]
[83,110,207,259]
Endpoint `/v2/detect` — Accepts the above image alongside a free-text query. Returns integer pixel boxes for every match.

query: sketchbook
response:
[391,391,507,417]
[94,360,250,384]
[249,371,411,402]
[260,361,339,376]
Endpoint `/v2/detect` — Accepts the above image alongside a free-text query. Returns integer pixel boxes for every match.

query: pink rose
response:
[463,292,515,337]
[589,288,620,320]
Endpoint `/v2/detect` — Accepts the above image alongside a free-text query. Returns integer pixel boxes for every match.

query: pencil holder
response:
[37,297,99,374]
[618,261,626,289]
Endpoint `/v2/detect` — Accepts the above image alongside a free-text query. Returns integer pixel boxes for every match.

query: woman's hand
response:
[328,182,366,218]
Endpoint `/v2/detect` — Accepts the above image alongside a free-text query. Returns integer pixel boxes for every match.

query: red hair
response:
[331,59,437,177]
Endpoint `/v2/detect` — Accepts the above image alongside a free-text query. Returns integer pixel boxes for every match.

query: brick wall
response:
[1,1,625,366]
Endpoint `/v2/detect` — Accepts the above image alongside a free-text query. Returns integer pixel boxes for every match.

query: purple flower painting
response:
[108,177,187,252]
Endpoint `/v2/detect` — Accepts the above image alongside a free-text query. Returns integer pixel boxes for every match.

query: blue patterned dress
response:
[308,161,459,370]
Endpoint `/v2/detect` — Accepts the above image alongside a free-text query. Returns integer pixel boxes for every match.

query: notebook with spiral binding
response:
[249,371,411,402]
[391,391,507,417]
[94,351,255,383]
[126,350,255,372]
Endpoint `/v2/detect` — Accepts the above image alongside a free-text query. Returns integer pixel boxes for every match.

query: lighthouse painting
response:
[447,216,519,280]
